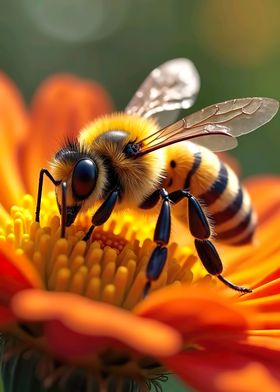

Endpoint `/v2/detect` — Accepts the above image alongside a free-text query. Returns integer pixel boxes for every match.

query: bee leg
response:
[83,188,119,241]
[169,190,211,239]
[35,168,67,237]
[169,189,252,294]
[144,188,171,297]
[60,181,67,238]
[195,239,252,293]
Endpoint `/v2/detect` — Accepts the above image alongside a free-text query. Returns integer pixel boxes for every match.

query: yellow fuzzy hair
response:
[78,112,166,209]
[78,112,158,146]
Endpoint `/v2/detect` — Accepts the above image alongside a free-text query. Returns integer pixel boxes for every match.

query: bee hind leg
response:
[144,188,171,297]
[195,239,252,294]
[169,189,252,294]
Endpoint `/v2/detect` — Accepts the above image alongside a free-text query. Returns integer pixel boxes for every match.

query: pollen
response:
[0,193,198,310]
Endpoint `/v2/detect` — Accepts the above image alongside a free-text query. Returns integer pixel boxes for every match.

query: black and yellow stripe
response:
[184,150,202,189]
[166,142,256,245]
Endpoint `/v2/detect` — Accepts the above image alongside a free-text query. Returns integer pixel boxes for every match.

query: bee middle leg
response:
[143,188,171,297]
[169,189,252,294]
[83,188,120,241]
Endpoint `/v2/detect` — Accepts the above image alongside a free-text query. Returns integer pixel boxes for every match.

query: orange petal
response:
[221,230,280,288]
[0,72,29,208]
[238,292,280,330]
[134,285,248,341]
[245,334,280,351]
[240,278,280,300]
[11,289,182,359]
[245,176,280,225]
[0,204,10,226]
[0,72,29,146]
[165,346,280,392]
[0,242,43,304]
[22,74,113,195]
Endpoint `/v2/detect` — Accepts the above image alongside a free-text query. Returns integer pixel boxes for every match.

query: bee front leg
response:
[169,189,252,294]
[35,168,62,223]
[35,168,68,237]
[83,188,119,241]
[144,188,171,297]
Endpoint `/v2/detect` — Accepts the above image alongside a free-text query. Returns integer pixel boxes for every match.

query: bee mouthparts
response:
[65,205,81,226]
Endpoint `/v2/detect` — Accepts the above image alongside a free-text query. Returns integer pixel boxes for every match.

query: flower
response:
[0,72,280,392]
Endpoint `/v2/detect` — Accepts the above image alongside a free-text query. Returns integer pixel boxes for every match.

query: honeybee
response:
[36,58,279,295]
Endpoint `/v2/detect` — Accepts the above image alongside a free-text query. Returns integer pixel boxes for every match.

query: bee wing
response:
[138,97,279,155]
[183,97,279,137]
[125,58,200,127]
[138,122,238,155]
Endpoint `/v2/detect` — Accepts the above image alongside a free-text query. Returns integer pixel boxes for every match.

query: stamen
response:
[1,193,200,388]
[1,193,197,311]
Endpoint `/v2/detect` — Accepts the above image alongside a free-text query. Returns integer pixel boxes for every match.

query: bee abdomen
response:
[211,187,257,245]
[198,160,256,245]
[165,143,256,245]
[215,209,256,245]
[198,162,228,206]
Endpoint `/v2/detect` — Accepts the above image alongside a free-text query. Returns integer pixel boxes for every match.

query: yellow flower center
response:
[0,193,212,391]
[1,193,199,310]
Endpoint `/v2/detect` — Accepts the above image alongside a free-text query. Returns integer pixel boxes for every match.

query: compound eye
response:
[72,159,97,200]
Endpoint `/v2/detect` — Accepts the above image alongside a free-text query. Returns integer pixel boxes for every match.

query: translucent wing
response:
[137,97,279,155]
[125,58,200,127]
[183,97,279,137]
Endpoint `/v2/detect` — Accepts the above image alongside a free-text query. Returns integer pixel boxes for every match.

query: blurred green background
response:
[0,0,279,178]
[0,0,279,391]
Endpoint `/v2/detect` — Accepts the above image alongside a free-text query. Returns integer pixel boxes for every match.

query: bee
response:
[36,58,279,295]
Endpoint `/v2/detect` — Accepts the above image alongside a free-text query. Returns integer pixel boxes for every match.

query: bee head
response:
[56,158,98,226]
[52,142,101,227]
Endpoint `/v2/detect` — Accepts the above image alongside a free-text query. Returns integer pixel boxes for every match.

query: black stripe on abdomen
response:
[199,162,228,206]
[184,151,202,189]
[212,186,243,225]
[217,209,252,241]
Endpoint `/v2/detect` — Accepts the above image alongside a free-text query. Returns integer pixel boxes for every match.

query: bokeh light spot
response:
[195,0,280,67]
[23,0,129,43]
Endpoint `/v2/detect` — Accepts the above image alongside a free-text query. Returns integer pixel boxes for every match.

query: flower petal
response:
[0,204,10,227]
[134,285,248,340]
[241,278,280,300]
[22,75,113,195]
[165,344,280,392]
[0,72,29,208]
[238,290,280,331]
[245,176,280,225]
[0,242,43,305]
[0,72,28,146]
[245,334,280,351]
[11,289,182,359]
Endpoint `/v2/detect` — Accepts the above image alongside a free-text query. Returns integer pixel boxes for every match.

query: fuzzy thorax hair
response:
[50,113,166,210]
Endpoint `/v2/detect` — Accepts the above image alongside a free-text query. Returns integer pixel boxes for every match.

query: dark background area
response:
[0,1,279,390]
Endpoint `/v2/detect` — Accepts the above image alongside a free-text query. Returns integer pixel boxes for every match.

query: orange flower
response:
[0,73,279,392]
